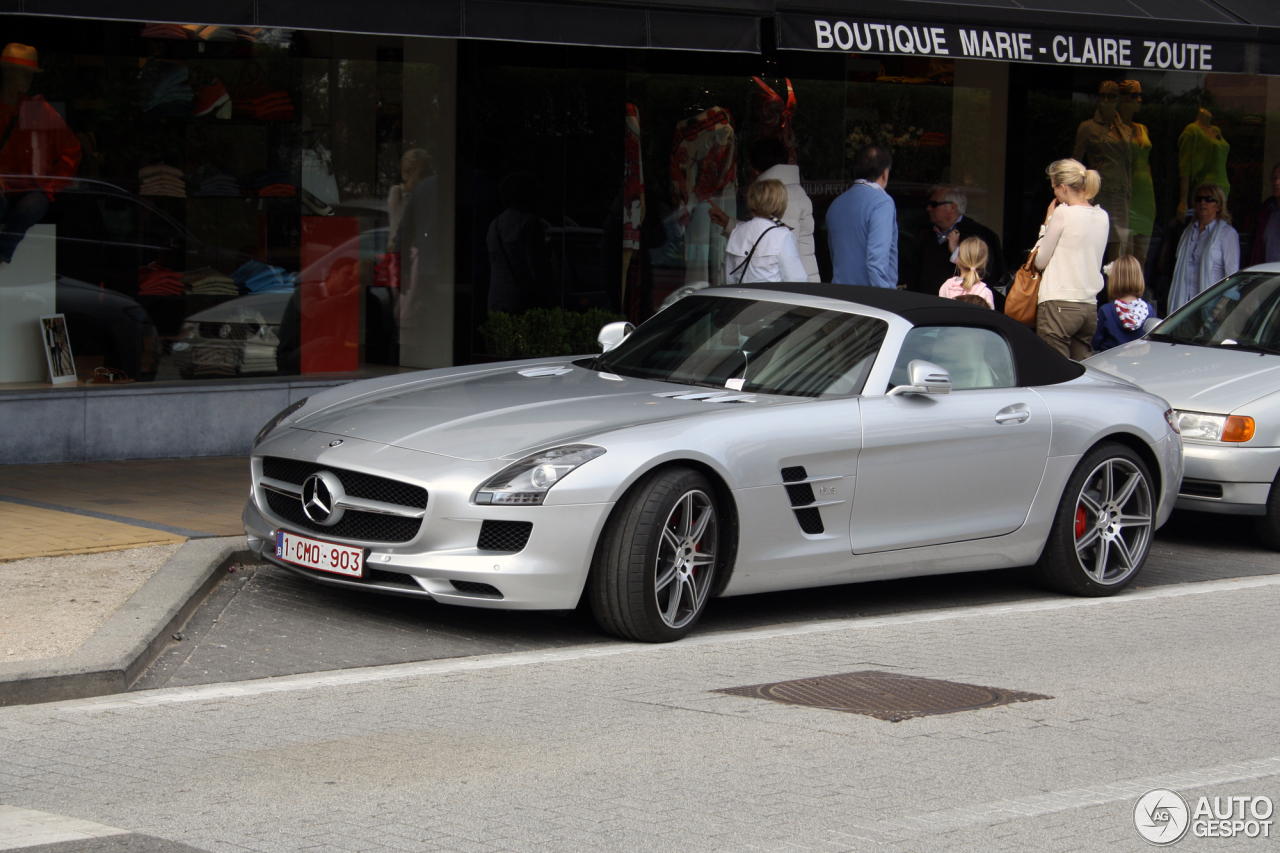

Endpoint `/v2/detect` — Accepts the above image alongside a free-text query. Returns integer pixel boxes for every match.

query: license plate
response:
[275,530,364,578]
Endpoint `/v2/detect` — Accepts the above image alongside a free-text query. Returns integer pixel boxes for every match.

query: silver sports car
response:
[243,284,1183,642]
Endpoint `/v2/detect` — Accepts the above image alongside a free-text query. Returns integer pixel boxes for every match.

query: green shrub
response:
[480,307,626,359]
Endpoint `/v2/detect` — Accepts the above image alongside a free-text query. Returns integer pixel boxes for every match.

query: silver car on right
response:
[1086,263,1280,546]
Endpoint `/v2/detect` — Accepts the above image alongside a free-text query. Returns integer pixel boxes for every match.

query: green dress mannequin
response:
[1178,109,1230,217]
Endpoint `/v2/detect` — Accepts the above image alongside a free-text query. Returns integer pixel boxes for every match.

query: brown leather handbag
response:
[1003,249,1041,327]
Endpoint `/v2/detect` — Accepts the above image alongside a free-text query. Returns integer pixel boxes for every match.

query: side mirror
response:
[598,321,635,353]
[1142,316,1162,334]
[887,359,953,396]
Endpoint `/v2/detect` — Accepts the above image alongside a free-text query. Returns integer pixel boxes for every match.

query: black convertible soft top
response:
[728,282,1087,387]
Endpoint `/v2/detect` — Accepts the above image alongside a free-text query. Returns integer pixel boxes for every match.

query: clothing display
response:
[138,262,184,296]
[622,103,644,252]
[751,77,797,165]
[142,62,193,115]
[183,267,238,296]
[1178,120,1231,200]
[192,345,238,376]
[0,94,82,199]
[671,106,736,285]
[232,259,295,293]
[1074,109,1131,247]
[254,170,296,197]
[140,24,188,40]
[138,164,186,197]
[189,164,240,197]
[1128,123,1156,239]
[235,90,294,121]
[240,342,278,373]
[194,80,230,117]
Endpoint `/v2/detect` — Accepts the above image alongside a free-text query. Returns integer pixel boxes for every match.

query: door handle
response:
[995,409,1030,424]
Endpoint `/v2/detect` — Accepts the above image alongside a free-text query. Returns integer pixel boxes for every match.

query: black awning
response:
[776,0,1280,74]
[4,0,760,52]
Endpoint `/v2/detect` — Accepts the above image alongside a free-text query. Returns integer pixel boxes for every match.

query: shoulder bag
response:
[1003,248,1041,327]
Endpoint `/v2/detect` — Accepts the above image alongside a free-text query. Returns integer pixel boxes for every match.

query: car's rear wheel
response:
[588,467,719,642]
[1029,442,1154,596]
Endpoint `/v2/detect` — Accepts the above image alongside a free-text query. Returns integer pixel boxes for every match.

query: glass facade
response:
[1,12,1279,389]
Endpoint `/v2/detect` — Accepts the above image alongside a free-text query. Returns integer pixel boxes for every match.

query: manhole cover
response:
[716,670,1051,722]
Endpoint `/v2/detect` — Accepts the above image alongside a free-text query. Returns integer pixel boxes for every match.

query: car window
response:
[593,295,888,398]
[1153,272,1280,353]
[890,326,1016,391]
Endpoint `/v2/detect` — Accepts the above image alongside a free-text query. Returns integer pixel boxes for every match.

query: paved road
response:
[136,509,1280,690]
[2,572,1277,852]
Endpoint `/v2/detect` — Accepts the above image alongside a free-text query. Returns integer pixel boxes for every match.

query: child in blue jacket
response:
[1093,255,1158,352]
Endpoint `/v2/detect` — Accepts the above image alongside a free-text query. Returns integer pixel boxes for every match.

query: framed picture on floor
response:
[39,314,77,385]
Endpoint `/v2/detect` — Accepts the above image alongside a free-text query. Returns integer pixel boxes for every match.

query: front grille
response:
[477,520,533,552]
[794,507,825,535]
[262,457,427,508]
[265,489,422,543]
[1179,479,1224,499]
[450,580,503,598]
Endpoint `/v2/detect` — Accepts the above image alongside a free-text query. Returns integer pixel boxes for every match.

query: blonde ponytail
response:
[955,236,988,293]
[1084,169,1101,201]
[1046,158,1102,200]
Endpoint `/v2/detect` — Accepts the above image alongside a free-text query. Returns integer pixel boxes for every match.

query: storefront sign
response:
[776,13,1246,74]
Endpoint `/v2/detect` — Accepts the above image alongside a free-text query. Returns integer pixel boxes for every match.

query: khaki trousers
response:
[1036,299,1097,361]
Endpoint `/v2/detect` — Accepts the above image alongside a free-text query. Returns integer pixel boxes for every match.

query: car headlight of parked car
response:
[1172,410,1255,442]
[475,444,606,505]
[254,398,308,447]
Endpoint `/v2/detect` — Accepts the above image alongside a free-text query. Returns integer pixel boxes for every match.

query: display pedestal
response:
[0,225,57,383]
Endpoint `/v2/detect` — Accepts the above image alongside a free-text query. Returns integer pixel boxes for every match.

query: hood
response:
[1084,339,1280,413]
[290,363,796,460]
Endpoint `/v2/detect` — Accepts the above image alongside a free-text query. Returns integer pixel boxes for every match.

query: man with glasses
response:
[904,184,1004,297]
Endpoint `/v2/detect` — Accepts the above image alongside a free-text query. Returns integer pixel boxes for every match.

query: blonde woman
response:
[938,236,994,308]
[1092,255,1156,352]
[388,148,431,250]
[1169,182,1240,312]
[1034,158,1110,359]
[725,179,808,284]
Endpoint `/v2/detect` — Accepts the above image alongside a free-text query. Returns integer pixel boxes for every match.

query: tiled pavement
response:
[0,458,248,562]
[0,577,1276,852]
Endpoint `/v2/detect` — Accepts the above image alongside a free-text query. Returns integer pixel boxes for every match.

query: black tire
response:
[1253,472,1280,550]
[588,467,720,642]
[1028,442,1155,596]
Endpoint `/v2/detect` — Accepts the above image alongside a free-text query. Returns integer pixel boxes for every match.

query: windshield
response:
[592,295,887,398]
[1152,272,1280,353]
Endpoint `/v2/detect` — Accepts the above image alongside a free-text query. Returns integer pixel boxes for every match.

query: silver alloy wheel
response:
[654,489,717,629]
[1073,457,1152,584]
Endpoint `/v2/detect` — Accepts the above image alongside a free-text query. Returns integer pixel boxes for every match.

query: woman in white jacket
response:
[725,179,808,284]
[710,137,819,282]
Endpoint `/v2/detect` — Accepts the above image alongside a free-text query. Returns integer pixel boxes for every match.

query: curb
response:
[0,536,249,707]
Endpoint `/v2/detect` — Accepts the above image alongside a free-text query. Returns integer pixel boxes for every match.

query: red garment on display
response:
[751,77,797,167]
[138,262,184,296]
[670,106,736,285]
[0,95,82,199]
[623,103,644,252]
[257,183,297,197]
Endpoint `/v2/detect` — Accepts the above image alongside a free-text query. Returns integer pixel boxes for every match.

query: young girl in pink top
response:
[938,237,995,308]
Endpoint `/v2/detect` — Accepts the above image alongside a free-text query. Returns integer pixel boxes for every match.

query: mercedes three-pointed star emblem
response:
[301,471,346,526]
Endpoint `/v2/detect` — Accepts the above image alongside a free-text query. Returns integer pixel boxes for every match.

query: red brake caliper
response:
[1075,504,1087,539]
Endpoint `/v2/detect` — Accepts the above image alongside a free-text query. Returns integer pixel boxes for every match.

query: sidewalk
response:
[0,457,248,562]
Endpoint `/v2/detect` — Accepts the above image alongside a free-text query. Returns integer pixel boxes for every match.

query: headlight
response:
[254,398,308,447]
[1173,410,1255,442]
[475,444,606,505]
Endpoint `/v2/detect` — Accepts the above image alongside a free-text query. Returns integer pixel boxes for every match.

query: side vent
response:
[780,465,824,534]
[450,580,503,598]
[478,520,533,552]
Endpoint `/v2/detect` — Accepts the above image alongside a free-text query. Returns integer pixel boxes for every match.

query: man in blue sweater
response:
[827,145,898,288]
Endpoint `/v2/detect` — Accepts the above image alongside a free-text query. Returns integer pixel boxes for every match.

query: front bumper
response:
[243,496,613,611]
[1175,442,1280,516]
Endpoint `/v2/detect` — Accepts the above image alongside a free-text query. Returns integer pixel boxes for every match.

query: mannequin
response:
[1178,108,1230,218]
[1118,80,1155,266]
[0,44,80,266]
[671,105,736,285]
[621,103,644,304]
[1073,80,1131,261]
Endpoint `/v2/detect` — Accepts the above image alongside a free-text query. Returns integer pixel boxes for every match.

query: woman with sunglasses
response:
[1168,183,1240,313]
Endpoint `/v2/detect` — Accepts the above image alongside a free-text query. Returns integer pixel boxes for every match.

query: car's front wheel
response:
[1252,470,1280,550]
[588,467,720,642]
[1029,442,1155,596]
